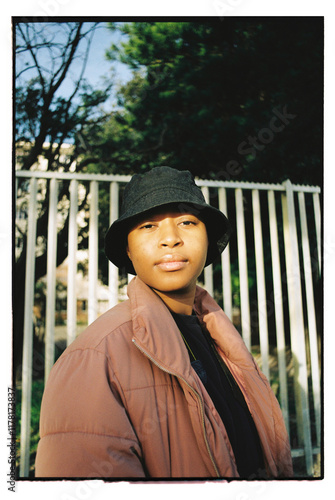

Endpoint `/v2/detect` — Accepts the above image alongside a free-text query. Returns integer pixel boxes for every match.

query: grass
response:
[15,379,44,477]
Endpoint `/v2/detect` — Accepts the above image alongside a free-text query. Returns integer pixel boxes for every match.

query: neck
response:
[153,288,195,315]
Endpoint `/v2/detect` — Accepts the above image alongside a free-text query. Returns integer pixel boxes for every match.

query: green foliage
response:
[15,380,45,475]
[84,19,322,186]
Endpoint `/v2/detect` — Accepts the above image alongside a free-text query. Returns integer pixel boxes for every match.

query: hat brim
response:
[105,201,231,275]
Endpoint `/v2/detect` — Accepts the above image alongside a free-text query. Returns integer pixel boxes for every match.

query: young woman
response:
[35,167,292,479]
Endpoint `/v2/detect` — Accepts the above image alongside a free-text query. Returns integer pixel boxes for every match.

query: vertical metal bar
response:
[108,182,119,308]
[268,190,290,436]
[67,179,78,346]
[201,186,214,297]
[282,180,313,475]
[298,192,321,447]
[20,177,38,477]
[15,176,18,210]
[252,190,270,380]
[235,188,251,351]
[312,192,321,275]
[15,177,19,256]
[44,178,58,383]
[218,187,232,319]
[203,262,214,296]
[88,181,98,325]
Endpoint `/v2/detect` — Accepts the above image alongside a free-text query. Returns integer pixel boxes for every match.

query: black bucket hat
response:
[105,166,231,275]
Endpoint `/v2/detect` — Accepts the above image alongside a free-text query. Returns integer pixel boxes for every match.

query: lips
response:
[155,254,188,272]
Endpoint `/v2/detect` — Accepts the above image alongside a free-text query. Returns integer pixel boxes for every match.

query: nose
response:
[158,220,182,248]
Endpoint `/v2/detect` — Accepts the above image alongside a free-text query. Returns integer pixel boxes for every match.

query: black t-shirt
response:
[171,311,264,479]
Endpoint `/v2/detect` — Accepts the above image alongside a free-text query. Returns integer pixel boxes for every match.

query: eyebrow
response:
[142,213,198,222]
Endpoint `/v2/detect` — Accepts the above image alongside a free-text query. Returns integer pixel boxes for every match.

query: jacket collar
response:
[128,277,254,375]
[128,277,195,381]
[193,286,255,369]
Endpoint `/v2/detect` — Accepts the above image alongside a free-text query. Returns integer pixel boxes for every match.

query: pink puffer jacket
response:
[35,277,293,478]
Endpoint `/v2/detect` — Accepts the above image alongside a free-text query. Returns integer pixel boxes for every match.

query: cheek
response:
[127,237,151,271]
[194,229,209,262]
[127,232,140,260]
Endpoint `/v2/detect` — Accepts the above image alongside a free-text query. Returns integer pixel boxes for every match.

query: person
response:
[35,166,293,479]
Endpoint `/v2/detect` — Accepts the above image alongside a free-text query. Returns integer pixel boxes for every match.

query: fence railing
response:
[15,170,322,478]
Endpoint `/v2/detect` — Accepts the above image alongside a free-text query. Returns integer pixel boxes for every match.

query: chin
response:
[153,278,196,294]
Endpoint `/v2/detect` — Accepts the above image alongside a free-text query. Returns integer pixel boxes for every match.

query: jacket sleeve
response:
[35,348,146,478]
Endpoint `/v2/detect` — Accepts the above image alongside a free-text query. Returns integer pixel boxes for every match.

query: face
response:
[127,209,208,296]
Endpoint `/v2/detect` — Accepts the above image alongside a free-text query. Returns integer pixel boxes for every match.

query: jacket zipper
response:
[132,339,220,478]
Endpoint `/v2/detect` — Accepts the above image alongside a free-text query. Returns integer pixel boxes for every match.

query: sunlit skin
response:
[127,209,209,315]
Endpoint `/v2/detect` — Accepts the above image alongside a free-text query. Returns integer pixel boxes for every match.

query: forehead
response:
[128,203,204,229]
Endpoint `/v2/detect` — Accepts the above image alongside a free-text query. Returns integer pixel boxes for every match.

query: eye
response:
[180,220,197,227]
[140,223,156,230]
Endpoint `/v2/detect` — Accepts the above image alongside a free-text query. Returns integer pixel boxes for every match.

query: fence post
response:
[282,180,313,475]
[20,177,38,477]
[298,192,321,448]
[235,188,251,350]
[44,178,58,383]
[218,187,232,319]
[67,179,78,346]
[88,181,98,324]
[252,189,270,380]
[108,182,119,308]
[267,190,290,436]
[312,192,321,275]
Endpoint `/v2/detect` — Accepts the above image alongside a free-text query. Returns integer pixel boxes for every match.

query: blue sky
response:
[75,22,133,105]
[16,21,133,112]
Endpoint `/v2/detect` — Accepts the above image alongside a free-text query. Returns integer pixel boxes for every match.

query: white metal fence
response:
[15,170,322,478]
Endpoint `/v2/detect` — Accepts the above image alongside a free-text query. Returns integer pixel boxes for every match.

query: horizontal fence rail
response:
[15,170,321,478]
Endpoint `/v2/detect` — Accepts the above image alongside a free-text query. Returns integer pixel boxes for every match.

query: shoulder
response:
[59,299,133,358]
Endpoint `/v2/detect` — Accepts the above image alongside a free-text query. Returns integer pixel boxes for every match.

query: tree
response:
[87,19,322,185]
[14,21,113,378]
[76,19,322,338]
